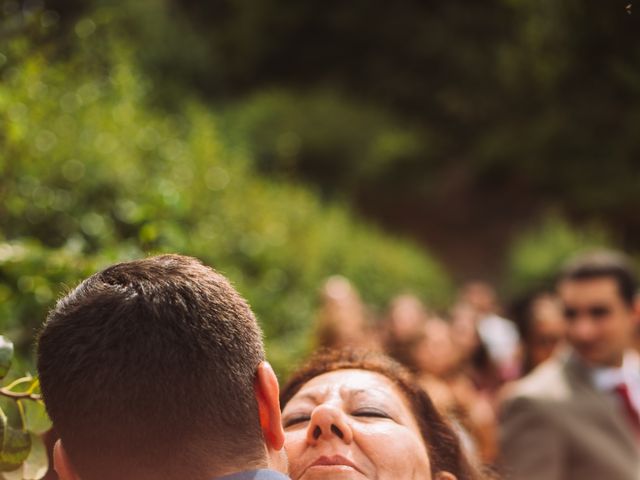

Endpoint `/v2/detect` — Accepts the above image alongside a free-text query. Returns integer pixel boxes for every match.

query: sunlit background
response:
[1,0,639,374]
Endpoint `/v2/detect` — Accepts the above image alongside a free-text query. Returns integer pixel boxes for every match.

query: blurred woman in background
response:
[411,318,498,465]
[314,276,375,350]
[449,303,502,393]
[510,291,565,374]
[379,294,431,367]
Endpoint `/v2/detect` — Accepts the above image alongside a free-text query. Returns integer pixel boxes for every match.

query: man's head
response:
[37,254,285,480]
[557,250,639,367]
[460,281,497,315]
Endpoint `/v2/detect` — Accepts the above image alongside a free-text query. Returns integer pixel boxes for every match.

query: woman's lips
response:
[307,455,361,473]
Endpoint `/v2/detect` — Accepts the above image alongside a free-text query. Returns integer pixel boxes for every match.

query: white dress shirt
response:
[591,350,640,416]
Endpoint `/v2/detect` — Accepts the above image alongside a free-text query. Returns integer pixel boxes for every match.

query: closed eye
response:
[352,408,391,419]
[283,414,310,428]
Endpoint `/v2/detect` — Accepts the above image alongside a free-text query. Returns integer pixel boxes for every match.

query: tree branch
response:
[0,388,42,401]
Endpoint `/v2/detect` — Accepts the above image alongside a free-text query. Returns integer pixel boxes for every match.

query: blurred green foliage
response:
[504,214,615,297]
[180,0,640,217]
[222,90,423,194]
[31,0,640,274]
[0,4,452,375]
[81,0,637,234]
[2,0,638,378]
[164,1,640,276]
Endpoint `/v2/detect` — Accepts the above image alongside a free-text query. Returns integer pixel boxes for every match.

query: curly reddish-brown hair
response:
[281,349,488,480]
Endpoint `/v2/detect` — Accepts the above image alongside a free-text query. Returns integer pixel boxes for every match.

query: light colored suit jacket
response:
[499,350,640,480]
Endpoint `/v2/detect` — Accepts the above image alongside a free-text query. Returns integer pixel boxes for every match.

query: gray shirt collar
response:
[214,469,290,480]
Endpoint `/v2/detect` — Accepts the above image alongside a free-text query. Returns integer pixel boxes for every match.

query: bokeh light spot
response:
[75,18,96,39]
[205,167,230,191]
[62,160,86,182]
[35,130,57,152]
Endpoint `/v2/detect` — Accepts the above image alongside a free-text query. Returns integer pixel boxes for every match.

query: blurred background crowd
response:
[310,275,565,466]
[2,0,640,478]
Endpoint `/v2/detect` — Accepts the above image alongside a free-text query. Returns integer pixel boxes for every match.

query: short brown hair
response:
[559,249,638,306]
[281,349,488,480]
[37,254,265,479]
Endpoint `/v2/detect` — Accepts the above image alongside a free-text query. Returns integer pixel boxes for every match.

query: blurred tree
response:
[503,213,615,297]
[173,0,640,276]
[6,0,640,283]
[0,3,452,375]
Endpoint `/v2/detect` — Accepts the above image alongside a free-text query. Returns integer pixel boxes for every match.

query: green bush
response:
[503,214,614,297]
[0,9,452,376]
[222,89,424,193]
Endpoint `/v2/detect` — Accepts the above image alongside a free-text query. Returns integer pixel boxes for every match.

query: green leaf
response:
[0,410,31,473]
[0,412,5,462]
[18,402,50,436]
[0,338,14,380]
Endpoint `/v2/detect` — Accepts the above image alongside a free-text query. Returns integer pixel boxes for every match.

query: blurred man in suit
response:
[499,250,640,480]
[37,254,289,480]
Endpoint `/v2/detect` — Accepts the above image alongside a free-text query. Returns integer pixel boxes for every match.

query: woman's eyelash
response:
[352,409,391,419]
[283,407,391,427]
[283,415,310,427]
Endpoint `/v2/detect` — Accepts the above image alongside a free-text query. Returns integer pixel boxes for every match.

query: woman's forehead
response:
[293,368,404,402]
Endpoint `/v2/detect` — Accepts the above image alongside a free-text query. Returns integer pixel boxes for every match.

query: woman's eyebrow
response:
[348,388,371,397]
[347,387,395,402]
[289,390,323,404]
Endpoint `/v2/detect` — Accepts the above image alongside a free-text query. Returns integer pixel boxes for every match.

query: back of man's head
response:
[37,254,267,480]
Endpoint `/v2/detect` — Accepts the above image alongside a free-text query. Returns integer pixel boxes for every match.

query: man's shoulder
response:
[504,354,574,404]
[498,355,578,445]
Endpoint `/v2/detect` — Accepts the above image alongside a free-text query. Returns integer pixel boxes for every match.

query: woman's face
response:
[282,369,433,480]
[413,321,459,377]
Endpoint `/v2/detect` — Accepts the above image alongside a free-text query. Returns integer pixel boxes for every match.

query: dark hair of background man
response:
[37,254,266,478]
[558,250,638,306]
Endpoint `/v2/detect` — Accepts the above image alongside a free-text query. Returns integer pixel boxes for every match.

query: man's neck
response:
[124,458,271,480]
[593,352,625,370]
[601,354,625,369]
[576,350,626,370]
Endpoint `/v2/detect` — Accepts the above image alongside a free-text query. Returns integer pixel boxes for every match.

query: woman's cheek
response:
[284,431,308,479]
[284,430,304,454]
[357,425,431,479]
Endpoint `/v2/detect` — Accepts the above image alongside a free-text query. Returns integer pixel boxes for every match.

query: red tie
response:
[614,383,640,436]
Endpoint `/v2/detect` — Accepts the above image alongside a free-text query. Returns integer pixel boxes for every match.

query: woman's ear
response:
[53,439,81,480]
[255,361,285,451]
[435,472,457,480]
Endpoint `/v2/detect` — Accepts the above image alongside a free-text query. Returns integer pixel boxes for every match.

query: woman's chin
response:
[300,464,365,479]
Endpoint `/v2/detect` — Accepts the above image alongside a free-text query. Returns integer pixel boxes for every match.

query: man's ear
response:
[255,361,285,451]
[53,439,80,480]
[435,472,457,480]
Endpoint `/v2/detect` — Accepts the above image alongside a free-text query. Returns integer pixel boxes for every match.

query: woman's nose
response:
[306,404,353,445]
